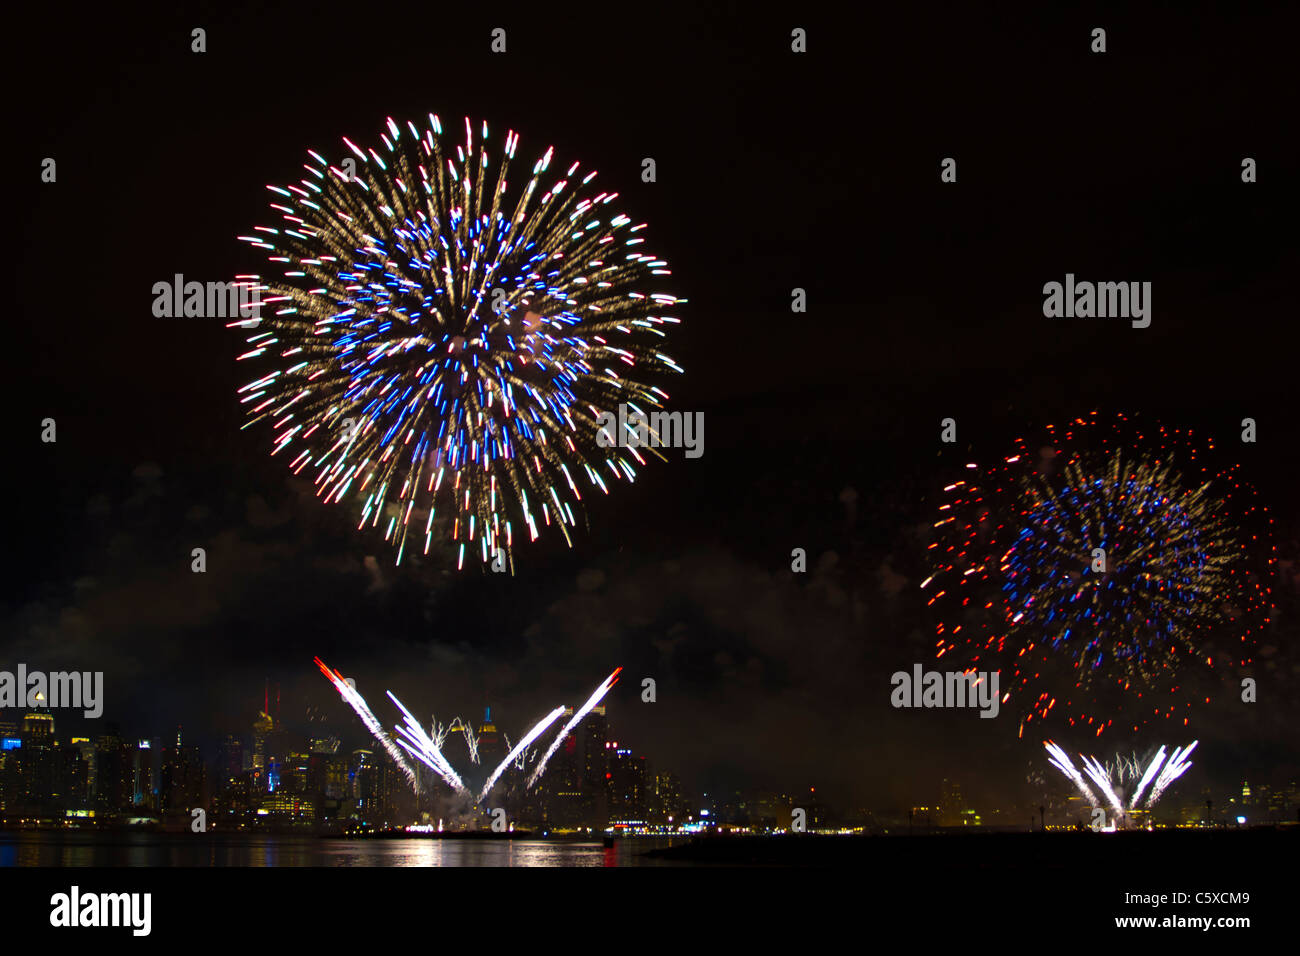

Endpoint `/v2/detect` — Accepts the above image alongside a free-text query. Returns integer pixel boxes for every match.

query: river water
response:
[0,831,690,867]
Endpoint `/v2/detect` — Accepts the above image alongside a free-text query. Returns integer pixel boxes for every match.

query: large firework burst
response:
[234,116,683,570]
[923,413,1275,736]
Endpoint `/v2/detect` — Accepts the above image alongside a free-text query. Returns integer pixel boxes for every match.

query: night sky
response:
[8,3,1299,818]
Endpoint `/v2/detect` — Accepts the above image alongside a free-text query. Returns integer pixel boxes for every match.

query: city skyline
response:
[4,674,1296,834]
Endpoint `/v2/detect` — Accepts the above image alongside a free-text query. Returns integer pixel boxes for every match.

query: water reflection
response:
[0,832,689,867]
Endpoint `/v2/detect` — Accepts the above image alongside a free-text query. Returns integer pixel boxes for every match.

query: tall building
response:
[216,736,245,782]
[251,688,275,792]
[60,744,91,813]
[309,738,344,796]
[535,703,612,828]
[160,729,205,814]
[21,706,55,745]
[351,749,380,822]
[649,772,685,824]
[70,737,96,801]
[132,739,158,812]
[94,725,133,817]
[607,743,648,824]
[282,749,312,796]
[12,702,59,817]
[0,725,19,815]
[476,707,505,772]
[214,772,253,829]
[581,705,609,825]
[309,738,347,822]
[540,722,585,828]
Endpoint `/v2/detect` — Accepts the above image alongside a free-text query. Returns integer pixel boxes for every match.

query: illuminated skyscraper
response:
[351,749,379,821]
[650,772,685,824]
[607,743,648,824]
[12,701,59,815]
[251,710,273,790]
[132,739,158,811]
[21,704,55,744]
[477,707,505,770]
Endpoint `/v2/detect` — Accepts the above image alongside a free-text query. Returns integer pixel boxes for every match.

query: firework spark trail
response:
[236,115,684,570]
[478,706,566,801]
[1044,740,1100,809]
[450,717,481,764]
[1145,741,1197,808]
[528,667,623,788]
[314,657,419,789]
[386,691,469,796]
[1129,745,1168,809]
[431,717,450,751]
[1080,753,1127,818]
[1107,753,1143,783]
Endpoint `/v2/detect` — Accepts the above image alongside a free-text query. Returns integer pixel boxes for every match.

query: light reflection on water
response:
[0,833,688,867]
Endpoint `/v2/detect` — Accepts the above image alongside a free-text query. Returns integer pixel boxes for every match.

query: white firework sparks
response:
[314,657,419,789]
[1044,741,1100,809]
[316,658,621,804]
[1044,739,1198,821]
[477,706,566,802]
[451,717,481,765]
[387,690,469,796]
[527,667,623,788]
[431,717,451,752]
[1145,741,1198,807]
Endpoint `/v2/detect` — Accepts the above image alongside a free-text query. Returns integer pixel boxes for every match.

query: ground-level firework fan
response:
[235,115,684,571]
[1045,739,1197,825]
[923,412,1275,737]
[314,657,621,803]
